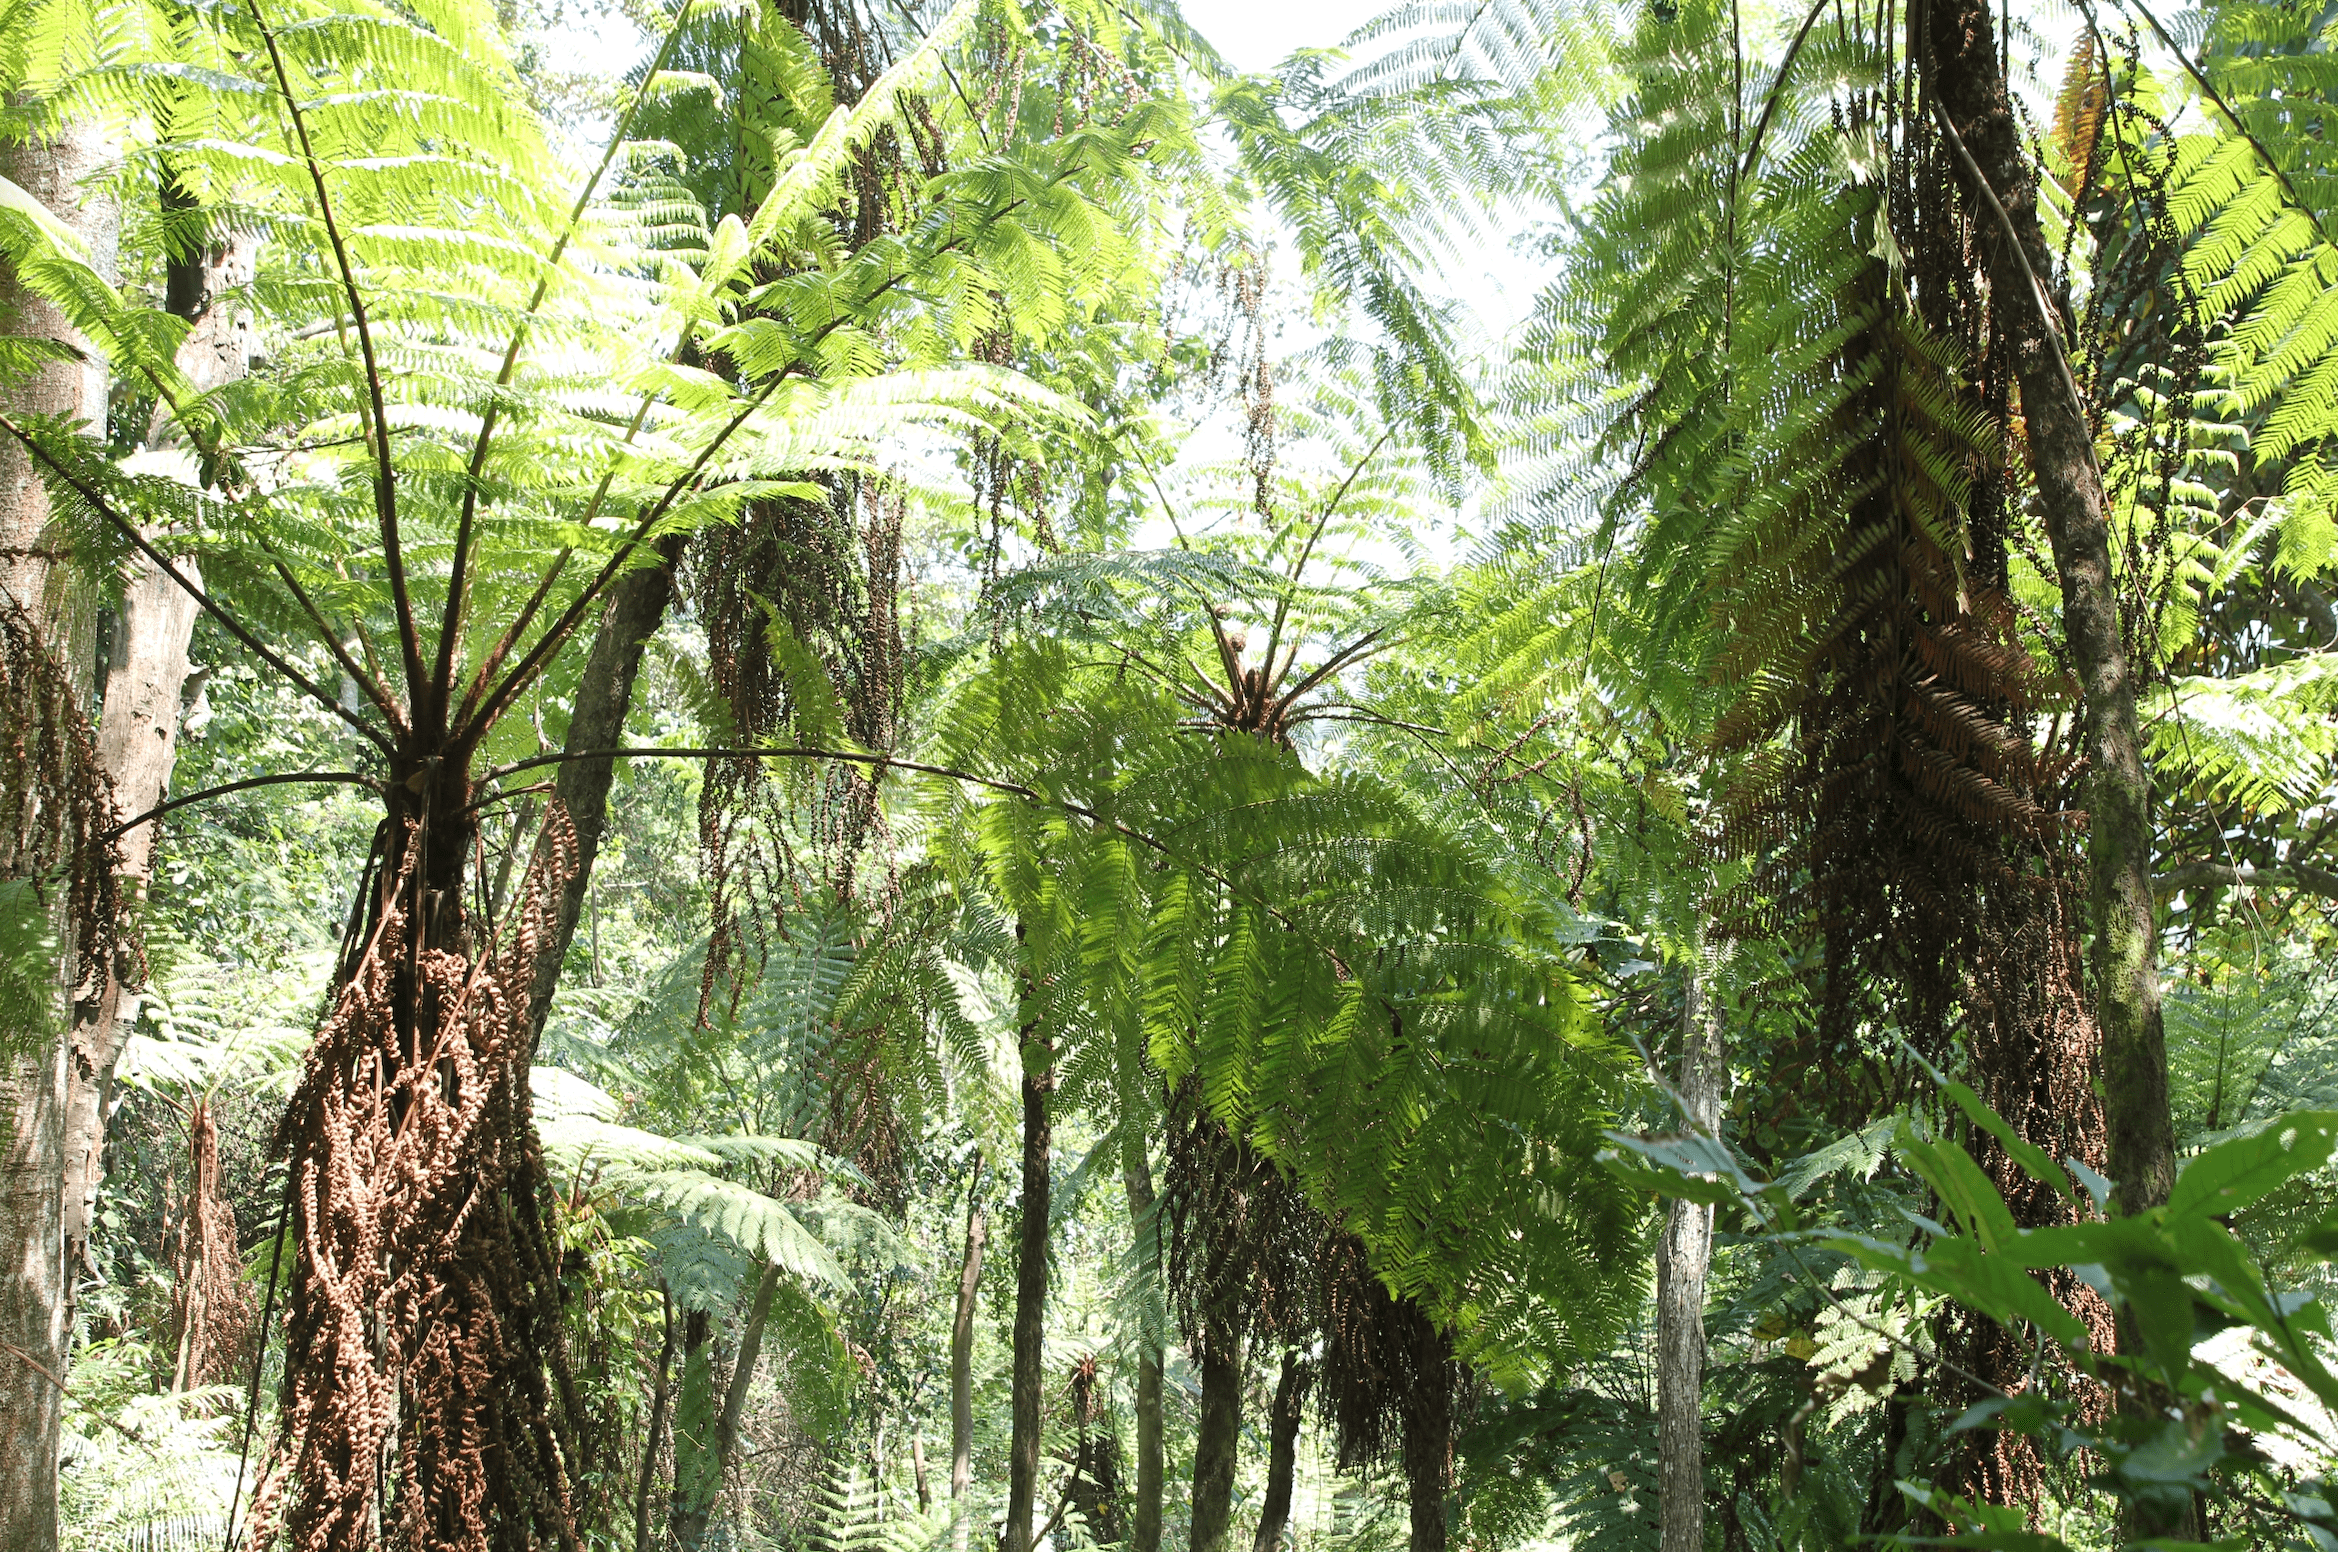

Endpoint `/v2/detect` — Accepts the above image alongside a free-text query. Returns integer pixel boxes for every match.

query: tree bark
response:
[668,1309,716,1552]
[522,534,687,1040]
[1004,1020,1053,1552]
[1121,1145,1164,1552]
[1189,1317,1243,1552]
[1400,1345,1453,1552]
[1918,0,2173,1220]
[0,121,115,1552]
[1252,1349,1312,1552]
[1657,946,1727,1552]
[951,1157,986,1552]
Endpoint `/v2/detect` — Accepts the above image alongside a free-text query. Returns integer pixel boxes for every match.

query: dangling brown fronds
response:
[168,1098,252,1394]
[1314,1232,1464,1489]
[253,807,582,1552]
[1162,1080,1319,1361]
[0,598,128,1030]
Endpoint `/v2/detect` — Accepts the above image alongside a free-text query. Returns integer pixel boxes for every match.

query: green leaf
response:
[2168,1112,2338,1221]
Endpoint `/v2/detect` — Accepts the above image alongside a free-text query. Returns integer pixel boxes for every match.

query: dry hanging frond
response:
[168,1098,253,1394]
[0,598,127,1035]
[251,808,582,1552]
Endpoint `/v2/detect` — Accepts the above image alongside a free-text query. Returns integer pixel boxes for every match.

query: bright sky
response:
[1173,0,1383,70]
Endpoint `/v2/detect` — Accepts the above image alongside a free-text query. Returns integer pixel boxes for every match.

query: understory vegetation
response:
[4,0,2338,1549]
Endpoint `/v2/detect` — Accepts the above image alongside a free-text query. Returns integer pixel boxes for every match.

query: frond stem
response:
[246,0,425,695]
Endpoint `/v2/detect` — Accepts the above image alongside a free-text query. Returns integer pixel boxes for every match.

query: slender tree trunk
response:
[668,1309,716,1552]
[913,1435,932,1513]
[0,121,116,1552]
[636,1293,677,1552]
[1189,1308,1244,1552]
[1918,0,2171,1220]
[1252,1349,1312,1552]
[523,532,687,1039]
[1004,1019,1053,1552]
[1657,945,1727,1552]
[1121,1145,1164,1552]
[951,1158,986,1552]
[667,1264,782,1551]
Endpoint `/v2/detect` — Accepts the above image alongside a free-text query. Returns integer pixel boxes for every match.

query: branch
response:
[101,772,383,842]
[0,412,394,752]
[463,189,1046,738]
[246,0,425,693]
[2153,859,2338,902]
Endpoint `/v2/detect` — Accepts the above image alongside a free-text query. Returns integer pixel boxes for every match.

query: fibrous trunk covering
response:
[252,810,581,1552]
[169,1099,252,1393]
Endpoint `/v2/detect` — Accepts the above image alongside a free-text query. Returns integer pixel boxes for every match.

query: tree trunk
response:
[0,120,116,1552]
[1657,946,1727,1552]
[1252,1349,1312,1552]
[522,533,687,1039]
[951,1158,986,1552]
[1189,1308,1243,1552]
[667,1263,781,1552]
[636,1293,677,1552]
[668,1309,716,1552]
[1400,1351,1452,1552]
[1917,0,2172,1221]
[1121,1146,1164,1552]
[1004,1028,1053,1552]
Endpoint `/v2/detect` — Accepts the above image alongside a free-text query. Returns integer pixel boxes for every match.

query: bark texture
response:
[1657,949,1727,1552]
[1189,1321,1243,1552]
[1917,0,2172,1219]
[523,533,687,1039]
[1003,1035,1053,1552]
[950,1160,986,1552]
[1253,1349,1313,1552]
[1121,1147,1164,1552]
[0,122,115,1552]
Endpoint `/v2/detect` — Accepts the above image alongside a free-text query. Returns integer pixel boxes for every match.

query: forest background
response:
[3,0,2338,1549]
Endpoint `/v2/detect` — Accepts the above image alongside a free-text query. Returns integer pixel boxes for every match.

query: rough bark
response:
[0,1007,68,1552]
[0,121,115,1552]
[1918,0,2173,1220]
[1657,947,1727,1552]
[60,218,250,1299]
[1252,1349,1313,1552]
[1003,1027,1053,1552]
[522,533,687,1040]
[1189,1318,1244,1552]
[950,1157,986,1552]
[1400,1352,1453,1552]
[1121,1146,1164,1552]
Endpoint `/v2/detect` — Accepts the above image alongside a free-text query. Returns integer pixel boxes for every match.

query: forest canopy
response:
[2,0,2337,1549]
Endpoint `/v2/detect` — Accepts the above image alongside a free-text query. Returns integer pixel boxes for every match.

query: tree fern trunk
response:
[668,1309,716,1552]
[635,1295,676,1552]
[1189,1310,1243,1552]
[1918,5,2187,1537]
[1121,1147,1164,1552]
[1918,0,2172,1221]
[1252,1349,1311,1552]
[1658,945,1726,1552]
[1004,1016,1053,1552]
[951,1159,986,1552]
